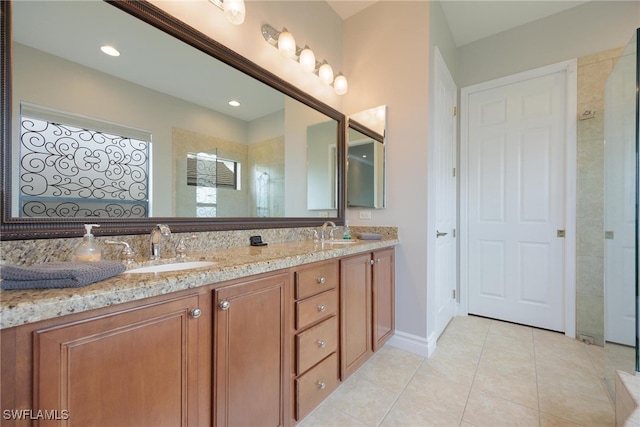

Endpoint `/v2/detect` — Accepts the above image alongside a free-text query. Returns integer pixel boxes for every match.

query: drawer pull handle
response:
[218,300,230,311]
[317,277,326,284]
[317,305,326,312]
[317,381,326,390]
[190,308,202,318]
[317,340,326,348]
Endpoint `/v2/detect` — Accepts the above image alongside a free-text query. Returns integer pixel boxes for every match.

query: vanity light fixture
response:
[228,100,241,107]
[100,45,120,57]
[209,0,246,25]
[261,23,348,95]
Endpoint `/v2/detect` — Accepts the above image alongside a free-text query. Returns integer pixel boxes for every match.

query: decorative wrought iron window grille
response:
[19,105,151,218]
[186,152,240,218]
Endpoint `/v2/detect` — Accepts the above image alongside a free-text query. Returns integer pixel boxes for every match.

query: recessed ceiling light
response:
[100,45,120,57]
[362,155,367,158]
[228,100,240,107]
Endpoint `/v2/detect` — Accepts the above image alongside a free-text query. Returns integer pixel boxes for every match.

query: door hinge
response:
[452,167,456,177]
[453,106,457,117]
[453,229,456,238]
[452,289,456,299]
[557,230,565,238]
[605,230,614,239]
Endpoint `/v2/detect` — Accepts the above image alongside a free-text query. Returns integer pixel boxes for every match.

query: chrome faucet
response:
[150,224,171,260]
[320,221,337,241]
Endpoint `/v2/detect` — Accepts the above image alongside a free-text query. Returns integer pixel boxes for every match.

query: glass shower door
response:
[604,28,639,393]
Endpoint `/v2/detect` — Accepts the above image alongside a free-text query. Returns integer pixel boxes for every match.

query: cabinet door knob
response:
[218,300,230,311]
[369,259,375,265]
[317,381,326,390]
[190,308,202,318]
[317,277,326,284]
[317,340,326,348]
[376,258,381,263]
[317,305,326,312]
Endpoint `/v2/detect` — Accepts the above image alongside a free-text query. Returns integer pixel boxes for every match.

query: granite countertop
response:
[0,238,398,330]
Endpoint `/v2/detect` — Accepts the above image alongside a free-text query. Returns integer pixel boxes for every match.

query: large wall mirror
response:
[0,0,345,240]
[347,106,386,209]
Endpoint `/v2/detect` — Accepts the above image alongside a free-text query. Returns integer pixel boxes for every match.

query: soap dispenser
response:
[75,224,102,262]
[343,220,352,240]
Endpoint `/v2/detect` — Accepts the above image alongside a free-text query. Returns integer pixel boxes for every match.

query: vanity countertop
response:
[0,238,398,330]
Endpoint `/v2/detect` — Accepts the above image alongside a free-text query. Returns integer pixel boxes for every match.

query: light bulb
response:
[223,0,245,25]
[277,29,296,58]
[318,62,334,85]
[333,74,348,95]
[299,47,316,73]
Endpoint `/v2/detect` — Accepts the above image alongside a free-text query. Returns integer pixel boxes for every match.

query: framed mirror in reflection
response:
[347,106,386,209]
[1,0,345,240]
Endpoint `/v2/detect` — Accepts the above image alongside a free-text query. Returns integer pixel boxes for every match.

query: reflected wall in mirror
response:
[347,106,386,209]
[1,0,345,239]
[307,120,338,211]
[603,28,639,393]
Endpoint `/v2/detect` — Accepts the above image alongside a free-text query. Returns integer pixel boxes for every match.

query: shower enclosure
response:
[604,28,639,394]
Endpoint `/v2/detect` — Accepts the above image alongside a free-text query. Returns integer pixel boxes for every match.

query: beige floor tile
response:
[538,411,583,427]
[401,370,472,420]
[353,345,424,393]
[418,353,479,388]
[325,375,398,426]
[434,336,484,364]
[478,347,536,377]
[487,320,534,342]
[538,381,614,426]
[380,393,462,426]
[462,388,539,427]
[483,332,535,358]
[472,363,538,409]
[297,401,370,427]
[536,360,610,402]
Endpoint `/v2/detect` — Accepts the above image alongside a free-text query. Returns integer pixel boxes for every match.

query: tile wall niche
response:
[576,46,625,346]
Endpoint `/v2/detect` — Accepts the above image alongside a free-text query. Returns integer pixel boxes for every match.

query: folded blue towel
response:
[0,261,126,290]
[358,232,382,240]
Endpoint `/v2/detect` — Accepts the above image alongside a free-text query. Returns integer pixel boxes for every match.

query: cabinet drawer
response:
[296,289,337,330]
[296,353,338,420]
[295,261,338,299]
[296,316,337,375]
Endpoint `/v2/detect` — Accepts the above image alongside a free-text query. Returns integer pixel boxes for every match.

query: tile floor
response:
[299,315,615,427]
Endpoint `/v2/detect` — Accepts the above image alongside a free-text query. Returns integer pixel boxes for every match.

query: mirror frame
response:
[0,0,345,240]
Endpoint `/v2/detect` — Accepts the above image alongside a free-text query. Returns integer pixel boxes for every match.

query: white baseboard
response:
[386,331,437,358]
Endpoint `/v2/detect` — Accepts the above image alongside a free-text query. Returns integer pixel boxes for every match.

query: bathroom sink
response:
[123,261,216,274]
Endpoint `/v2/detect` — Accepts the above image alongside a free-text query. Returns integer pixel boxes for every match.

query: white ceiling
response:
[327,0,590,46]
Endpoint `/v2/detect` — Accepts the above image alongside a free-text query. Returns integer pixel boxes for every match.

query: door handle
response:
[436,230,448,238]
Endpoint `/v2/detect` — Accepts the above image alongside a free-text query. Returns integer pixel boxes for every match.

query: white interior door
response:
[464,68,569,332]
[604,53,636,346]
[433,49,457,338]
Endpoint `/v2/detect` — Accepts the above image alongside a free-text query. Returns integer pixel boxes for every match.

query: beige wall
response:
[343,1,432,344]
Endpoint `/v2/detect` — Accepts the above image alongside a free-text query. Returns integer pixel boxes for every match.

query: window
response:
[19,104,151,218]
[186,152,240,217]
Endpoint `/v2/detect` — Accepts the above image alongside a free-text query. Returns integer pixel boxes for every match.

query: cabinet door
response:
[372,248,395,351]
[339,253,372,379]
[34,294,206,427]
[214,273,289,427]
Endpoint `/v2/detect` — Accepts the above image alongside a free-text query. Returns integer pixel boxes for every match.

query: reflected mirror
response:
[1,0,345,239]
[347,106,386,209]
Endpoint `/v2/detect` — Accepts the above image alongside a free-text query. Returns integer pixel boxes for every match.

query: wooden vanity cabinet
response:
[339,253,373,379]
[30,292,210,427]
[291,260,340,421]
[372,248,395,351]
[340,248,396,379]
[213,272,290,427]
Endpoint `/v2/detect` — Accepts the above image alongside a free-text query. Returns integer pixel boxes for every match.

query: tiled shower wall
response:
[576,46,624,346]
